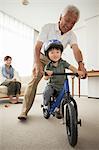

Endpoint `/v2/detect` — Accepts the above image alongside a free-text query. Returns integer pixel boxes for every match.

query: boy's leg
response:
[43,85,54,106]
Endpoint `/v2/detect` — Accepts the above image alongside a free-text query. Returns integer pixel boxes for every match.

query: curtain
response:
[0,11,34,76]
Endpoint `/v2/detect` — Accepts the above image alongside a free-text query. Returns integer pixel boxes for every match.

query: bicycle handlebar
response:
[45,72,79,77]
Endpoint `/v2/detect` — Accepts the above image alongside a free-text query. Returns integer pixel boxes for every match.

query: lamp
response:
[20,0,29,5]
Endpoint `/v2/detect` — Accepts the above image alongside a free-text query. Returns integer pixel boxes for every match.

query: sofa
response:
[0,67,31,99]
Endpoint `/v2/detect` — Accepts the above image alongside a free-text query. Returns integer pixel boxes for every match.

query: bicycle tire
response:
[66,103,78,147]
[70,96,78,119]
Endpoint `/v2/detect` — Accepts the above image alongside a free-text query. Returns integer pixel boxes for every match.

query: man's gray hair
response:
[61,5,80,22]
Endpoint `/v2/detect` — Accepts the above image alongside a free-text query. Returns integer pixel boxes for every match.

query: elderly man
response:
[18,5,87,120]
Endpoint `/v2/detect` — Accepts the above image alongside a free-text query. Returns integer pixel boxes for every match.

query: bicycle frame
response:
[42,72,81,147]
[47,72,78,115]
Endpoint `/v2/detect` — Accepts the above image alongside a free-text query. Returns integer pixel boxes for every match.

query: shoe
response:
[55,110,63,119]
[18,113,27,120]
[9,100,19,104]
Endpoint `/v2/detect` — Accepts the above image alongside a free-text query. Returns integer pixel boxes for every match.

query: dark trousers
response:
[43,85,58,106]
[1,81,21,96]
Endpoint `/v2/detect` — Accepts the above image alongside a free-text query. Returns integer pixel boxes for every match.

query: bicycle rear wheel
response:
[66,103,78,147]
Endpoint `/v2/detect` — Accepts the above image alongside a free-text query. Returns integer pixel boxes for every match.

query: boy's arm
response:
[69,65,77,73]
[44,62,53,80]
[68,65,84,77]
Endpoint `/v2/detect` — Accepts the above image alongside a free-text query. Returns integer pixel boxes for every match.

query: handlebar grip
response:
[75,73,79,77]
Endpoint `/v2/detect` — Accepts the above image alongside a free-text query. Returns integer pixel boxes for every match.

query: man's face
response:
[59,12,78,34]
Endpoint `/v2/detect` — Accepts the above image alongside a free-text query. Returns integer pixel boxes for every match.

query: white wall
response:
[85,15,99,98]
[61,2,99,97]
[0,0,99,97]
[85,15,99,70]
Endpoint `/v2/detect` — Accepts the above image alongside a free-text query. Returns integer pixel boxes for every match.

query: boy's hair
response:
[4,56,12,61]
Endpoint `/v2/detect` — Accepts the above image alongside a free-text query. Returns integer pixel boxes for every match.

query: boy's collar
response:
[50,58,62,64]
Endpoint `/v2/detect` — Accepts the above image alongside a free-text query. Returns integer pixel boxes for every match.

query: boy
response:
[43,39,83,119]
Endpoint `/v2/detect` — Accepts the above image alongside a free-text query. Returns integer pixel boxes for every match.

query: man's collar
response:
[55,23,60,32]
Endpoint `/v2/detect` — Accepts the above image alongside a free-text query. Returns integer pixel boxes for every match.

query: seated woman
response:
[1,56,21,104]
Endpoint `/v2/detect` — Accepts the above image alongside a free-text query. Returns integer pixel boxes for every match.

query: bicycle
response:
[41,72,81,147]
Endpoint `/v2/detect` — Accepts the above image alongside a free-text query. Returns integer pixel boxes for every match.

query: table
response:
[72,70,99,97]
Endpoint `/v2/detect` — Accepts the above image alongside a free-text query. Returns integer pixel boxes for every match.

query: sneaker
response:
[55,110,63,119]
[18,113,27,120]
[9,100,18,104]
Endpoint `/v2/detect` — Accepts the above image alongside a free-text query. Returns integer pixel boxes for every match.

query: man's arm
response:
[34,40,43,63]
[33,40,43,77]
[71,44,87,78]
[71,44,83,63]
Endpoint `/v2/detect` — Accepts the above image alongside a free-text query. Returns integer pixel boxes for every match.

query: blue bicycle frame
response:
[47,72,78,115]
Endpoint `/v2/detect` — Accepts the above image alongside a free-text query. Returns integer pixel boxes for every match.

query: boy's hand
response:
[45,70,53,76]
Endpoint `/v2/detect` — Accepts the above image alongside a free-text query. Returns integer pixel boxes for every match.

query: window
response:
[0,11,34,76]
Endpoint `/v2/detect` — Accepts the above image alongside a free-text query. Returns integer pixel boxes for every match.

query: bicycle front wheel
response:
[66,103,78,147]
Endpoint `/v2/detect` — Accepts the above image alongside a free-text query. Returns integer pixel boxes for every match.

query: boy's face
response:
[48,48,61,62]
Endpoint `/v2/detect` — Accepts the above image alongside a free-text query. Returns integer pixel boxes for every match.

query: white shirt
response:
[37,23,77,54]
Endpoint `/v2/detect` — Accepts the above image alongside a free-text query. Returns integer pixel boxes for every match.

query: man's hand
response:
[78,62,87,79]
[33,62,43,78]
